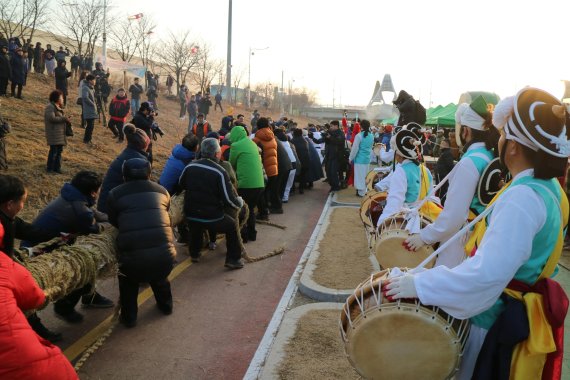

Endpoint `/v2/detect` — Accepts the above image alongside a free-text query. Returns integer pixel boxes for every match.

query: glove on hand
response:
[404,233,426,252]
[385,274,418,299]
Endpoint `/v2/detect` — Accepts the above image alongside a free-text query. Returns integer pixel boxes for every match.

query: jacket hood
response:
[255,128,274,142]
[230,125,247,143]
[61,182,94,206]
[172,144,196,161]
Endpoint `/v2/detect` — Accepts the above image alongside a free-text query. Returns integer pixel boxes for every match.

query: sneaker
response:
[55,308,84,324]
[81,292,115,309]
[208,242,217,250]
[224,259,244,270]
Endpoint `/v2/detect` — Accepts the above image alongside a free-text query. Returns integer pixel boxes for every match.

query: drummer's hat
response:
[391,129,421,160]
[404,122,427,145]
[493,87,570,158]
[477,158,504,206]
[455,95,493,147]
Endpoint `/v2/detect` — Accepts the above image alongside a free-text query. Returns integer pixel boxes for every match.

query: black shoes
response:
[156,302,173,315]
[29,315,63,343]
[190,254,201,263]
[270,208,284,214]
[81,292,115,309]
[119,315,137,328]
[55,308,84,324]
[224,259,244,270]
[257,213,269,221]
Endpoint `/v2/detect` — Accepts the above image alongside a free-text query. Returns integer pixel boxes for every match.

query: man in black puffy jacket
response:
[107,158,175,328]
[179,138,245,269]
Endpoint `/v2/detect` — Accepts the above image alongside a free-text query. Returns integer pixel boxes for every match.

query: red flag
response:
[128,13,143,20]
[190,46,199,54]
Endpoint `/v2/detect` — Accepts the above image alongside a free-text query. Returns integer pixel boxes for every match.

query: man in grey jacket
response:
[81,74,97,145]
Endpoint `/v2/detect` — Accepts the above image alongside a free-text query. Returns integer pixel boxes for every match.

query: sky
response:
[85,0,570,107]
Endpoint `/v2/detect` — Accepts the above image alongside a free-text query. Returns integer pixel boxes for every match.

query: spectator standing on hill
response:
[108,88,130,143]
[146,84,158,110]
[44,44,55,59]
[178,82,189,119]
[214,92,223,112]
[0,45,10,96]
[0,33,7,47]
[166,74,174,95]
[44,51,56,77]
[131,101,156,163]
[9,47,26,99]
[70,53,80,80]
[54,60,71,106]
[191,113,211,143]
[26,43,34,71]
[0,105,10,170]
[186,95,197,133]
[107,158,176,328]
[54,46,69,62]
[129,77,144,114]
[81,74,97,145]
[44,90,71,174]
[199,93,212,119]
[33,42,42,73]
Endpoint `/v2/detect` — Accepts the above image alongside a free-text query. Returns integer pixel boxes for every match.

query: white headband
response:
[456,103,485,131]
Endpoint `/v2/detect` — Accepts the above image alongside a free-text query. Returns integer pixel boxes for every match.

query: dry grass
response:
[1,73,320,221]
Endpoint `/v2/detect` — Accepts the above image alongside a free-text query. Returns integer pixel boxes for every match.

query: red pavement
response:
[38,182,328,379]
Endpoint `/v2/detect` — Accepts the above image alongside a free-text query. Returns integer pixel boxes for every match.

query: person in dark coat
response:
[81,74,97,144]
[275,138,292,204]
[9,47,26,99]
[131,101,156,163]
[22,171,113,323]
[33,42,42,73]
[54,60,72,106]
[97,124,150,213]
[107,158,176,328]
[435,139,455,205]
[0,45,10,96]
[26,42,34,71]
[304,131,324,186]
[290,128,310,193]
[158,134,199,195]
[199,94,212,119]
[44,90,70,173]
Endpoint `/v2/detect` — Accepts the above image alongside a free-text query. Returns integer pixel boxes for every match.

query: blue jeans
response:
[187,116,197,134]
[131,99,141,114]
[47,145,63,172]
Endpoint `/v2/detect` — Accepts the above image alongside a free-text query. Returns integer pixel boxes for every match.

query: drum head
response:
[345,303,460,379]
[375,230,435,269]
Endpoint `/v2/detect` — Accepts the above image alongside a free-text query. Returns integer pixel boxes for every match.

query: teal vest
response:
[354,132,374,164]
[401,161,432,203]
[470,176,563,329]
[462,146,494,215]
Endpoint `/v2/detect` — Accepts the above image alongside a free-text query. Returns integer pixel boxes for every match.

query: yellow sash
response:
[466,179,569,379]
[418,164,442,221]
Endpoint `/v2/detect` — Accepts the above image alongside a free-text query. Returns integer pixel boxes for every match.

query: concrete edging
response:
[258,302,344,380]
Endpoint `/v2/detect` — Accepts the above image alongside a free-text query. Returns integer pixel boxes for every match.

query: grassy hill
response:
[1,72,319,221]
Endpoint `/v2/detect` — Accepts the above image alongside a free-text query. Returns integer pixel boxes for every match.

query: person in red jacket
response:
[108,88,131,143]
[0,222,78,379]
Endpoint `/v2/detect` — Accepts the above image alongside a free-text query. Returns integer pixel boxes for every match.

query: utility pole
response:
[226,0,232,104]
[102,0,107,65]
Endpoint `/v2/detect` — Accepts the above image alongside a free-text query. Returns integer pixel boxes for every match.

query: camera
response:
[151,121,165,138]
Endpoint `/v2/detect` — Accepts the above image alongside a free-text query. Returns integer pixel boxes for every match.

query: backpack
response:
[415,100,427,124]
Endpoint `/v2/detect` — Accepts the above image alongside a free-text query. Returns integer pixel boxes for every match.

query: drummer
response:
[376,128,433,226]
[386,87,570,379]
[404,96,499,268]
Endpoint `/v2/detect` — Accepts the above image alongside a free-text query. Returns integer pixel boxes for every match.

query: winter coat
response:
[199,97,212,115]
[128,83,144,100]
[229,126,264,189]
[179,158,242,222]
[70,55,80,69]
[291,135,310,170]
[54,66,71,94]
[306,137,324,182]
[97,147,149,213]
[131,111,154,140]
[109,95,130,122]
[253,128,278,177]
[159,144,196,195]
[436,148,455,182]
[276,140,292,175]
[81,81,97,120]
[0,52,10,79]
[44,102,67,146]
[0,252,78,380]
[186,100,197,117]
[107,180,175,282]
[9,54,26,85]
[21,183,106,247]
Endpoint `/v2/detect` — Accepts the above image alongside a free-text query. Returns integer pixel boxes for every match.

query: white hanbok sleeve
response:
[375,170,393,192]
[420,159,479,244]
[378,165,407,225]
[414,185,546,320]
[349,133,361,162]
[380,148,395,163]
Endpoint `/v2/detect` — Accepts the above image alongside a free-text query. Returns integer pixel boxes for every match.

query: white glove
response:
[404,234,426,251]
[385,274,418,299]
[236,196,244,208]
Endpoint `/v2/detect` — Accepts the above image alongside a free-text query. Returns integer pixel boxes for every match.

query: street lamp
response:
[247,46,269,108]
[289,79,295,115]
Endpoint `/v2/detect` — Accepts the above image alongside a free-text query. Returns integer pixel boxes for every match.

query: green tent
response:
[425,103,457,127]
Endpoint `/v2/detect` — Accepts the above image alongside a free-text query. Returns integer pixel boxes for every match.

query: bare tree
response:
[232,66,245,105]
[51,0,108,58]
[109,19,139,62]
[192,44,223,94]
[132,16,156,68]
[0,0,49,42]
[156,30,200,95]
[254,81,275,108]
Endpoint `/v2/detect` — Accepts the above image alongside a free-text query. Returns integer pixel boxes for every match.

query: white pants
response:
[456,325,487,380]
[354,163,369,196]
[283,169,296,201]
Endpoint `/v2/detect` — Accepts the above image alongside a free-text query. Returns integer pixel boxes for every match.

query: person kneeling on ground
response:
[179,138,245,269]
[107,158,175,328]
[22,171,114,325]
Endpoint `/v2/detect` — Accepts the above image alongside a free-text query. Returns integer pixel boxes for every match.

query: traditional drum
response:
[375,212,435,269]
[365,167,391,192]
[340,269,469,380]
[359,191,388,249]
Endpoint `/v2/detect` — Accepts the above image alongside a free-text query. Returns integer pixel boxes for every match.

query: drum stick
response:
[409,202,497,273]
